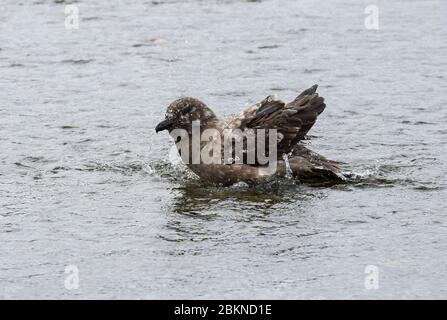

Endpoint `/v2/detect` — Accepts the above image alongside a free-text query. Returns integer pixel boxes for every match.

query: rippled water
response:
[1,0,446,299]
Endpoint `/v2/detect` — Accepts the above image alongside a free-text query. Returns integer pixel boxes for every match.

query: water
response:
[1,0,446,299]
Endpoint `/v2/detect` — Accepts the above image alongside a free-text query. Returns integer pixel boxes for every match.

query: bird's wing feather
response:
[239,84,325,155]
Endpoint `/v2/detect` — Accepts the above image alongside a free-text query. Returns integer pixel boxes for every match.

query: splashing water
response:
[282,153,293,178]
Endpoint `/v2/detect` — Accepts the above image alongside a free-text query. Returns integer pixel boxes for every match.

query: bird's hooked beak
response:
[155,118,174,133]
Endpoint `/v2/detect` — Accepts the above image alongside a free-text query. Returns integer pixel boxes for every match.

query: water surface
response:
[0,0,446,299]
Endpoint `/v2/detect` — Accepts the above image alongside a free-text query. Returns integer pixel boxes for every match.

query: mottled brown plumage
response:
[155,85,345,185]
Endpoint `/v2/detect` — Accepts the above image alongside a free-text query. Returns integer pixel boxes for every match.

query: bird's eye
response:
[181,105,193,115]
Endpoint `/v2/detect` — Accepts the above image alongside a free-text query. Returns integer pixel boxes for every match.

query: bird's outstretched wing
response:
[239,84,325,155]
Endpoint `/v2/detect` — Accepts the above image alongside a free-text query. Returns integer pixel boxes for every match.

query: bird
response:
[155,84,345,185]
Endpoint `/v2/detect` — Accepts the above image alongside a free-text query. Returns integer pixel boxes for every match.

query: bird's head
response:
[155,97,217,133]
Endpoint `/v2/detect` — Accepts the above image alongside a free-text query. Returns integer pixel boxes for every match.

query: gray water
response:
[1,0,446,299]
